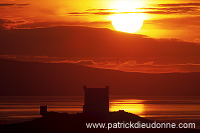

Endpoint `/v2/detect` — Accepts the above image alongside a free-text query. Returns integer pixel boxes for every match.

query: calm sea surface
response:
[0,96,200,128]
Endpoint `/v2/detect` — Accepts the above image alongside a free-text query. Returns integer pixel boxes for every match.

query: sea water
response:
[0,96,200,128]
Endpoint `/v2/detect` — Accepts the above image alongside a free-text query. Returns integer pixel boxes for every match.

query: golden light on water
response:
[110,99,145,115]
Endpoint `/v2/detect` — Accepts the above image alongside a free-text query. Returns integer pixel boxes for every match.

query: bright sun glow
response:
[110,99,145,115]
[111,13,145,33]
[110,0,145,33]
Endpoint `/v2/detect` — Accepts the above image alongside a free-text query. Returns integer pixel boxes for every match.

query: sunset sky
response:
[1,0,200,73]
[1,0,200,41]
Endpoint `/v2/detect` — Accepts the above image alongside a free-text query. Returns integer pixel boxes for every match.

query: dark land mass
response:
[0,111,199,133]
[0,59,200,96]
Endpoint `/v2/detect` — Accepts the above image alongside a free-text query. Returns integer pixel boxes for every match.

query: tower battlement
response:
[83,86,109,115]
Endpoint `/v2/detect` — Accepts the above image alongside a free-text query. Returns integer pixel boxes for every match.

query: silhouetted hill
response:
[0,111,199,133]
[0,59,200,96]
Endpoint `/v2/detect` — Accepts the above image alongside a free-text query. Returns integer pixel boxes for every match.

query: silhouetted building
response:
[40,105,47,117]
[83,86,109,115]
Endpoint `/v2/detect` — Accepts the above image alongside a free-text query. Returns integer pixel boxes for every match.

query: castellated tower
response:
[83,86,109,115]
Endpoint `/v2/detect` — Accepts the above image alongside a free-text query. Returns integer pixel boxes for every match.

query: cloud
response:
[0,4,15,6]
[0,3,29,7]
[141,3,200,15]
[90,61,200,73]
[0,18,27,29]
[137,7,200,14]
[52,60,96,65]
[0,26,200,61]
[2,55,200,73]
[0,19,9,24]
[145,16,200,29]
[68,3,200,16]
[0,17,111,29]
[68,11,115,16]
[0,18,25,24]
[157,3,200,7]
[13,20,110,29]
[1,3,199,30]
[0,19,14,29]
[68,11,176,16]
[86,9,117,11]
[16,4,29,6]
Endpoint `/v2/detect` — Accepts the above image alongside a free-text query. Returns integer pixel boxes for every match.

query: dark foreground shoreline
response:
[0,111,199,133]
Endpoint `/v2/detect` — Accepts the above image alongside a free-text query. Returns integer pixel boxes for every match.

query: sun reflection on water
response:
[110,99,145,115]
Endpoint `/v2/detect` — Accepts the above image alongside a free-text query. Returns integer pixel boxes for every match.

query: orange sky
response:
[1,0,200,42]
[1,0,200,73]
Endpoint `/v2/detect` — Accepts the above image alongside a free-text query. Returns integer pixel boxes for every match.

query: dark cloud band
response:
[0,3,29,7]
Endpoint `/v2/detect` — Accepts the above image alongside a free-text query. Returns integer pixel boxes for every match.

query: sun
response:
[110,13,144,33]
[110,99,145,115]
[109,0,145,33]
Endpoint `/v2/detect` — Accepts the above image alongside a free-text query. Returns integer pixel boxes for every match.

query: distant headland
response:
[1,59,200,96]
